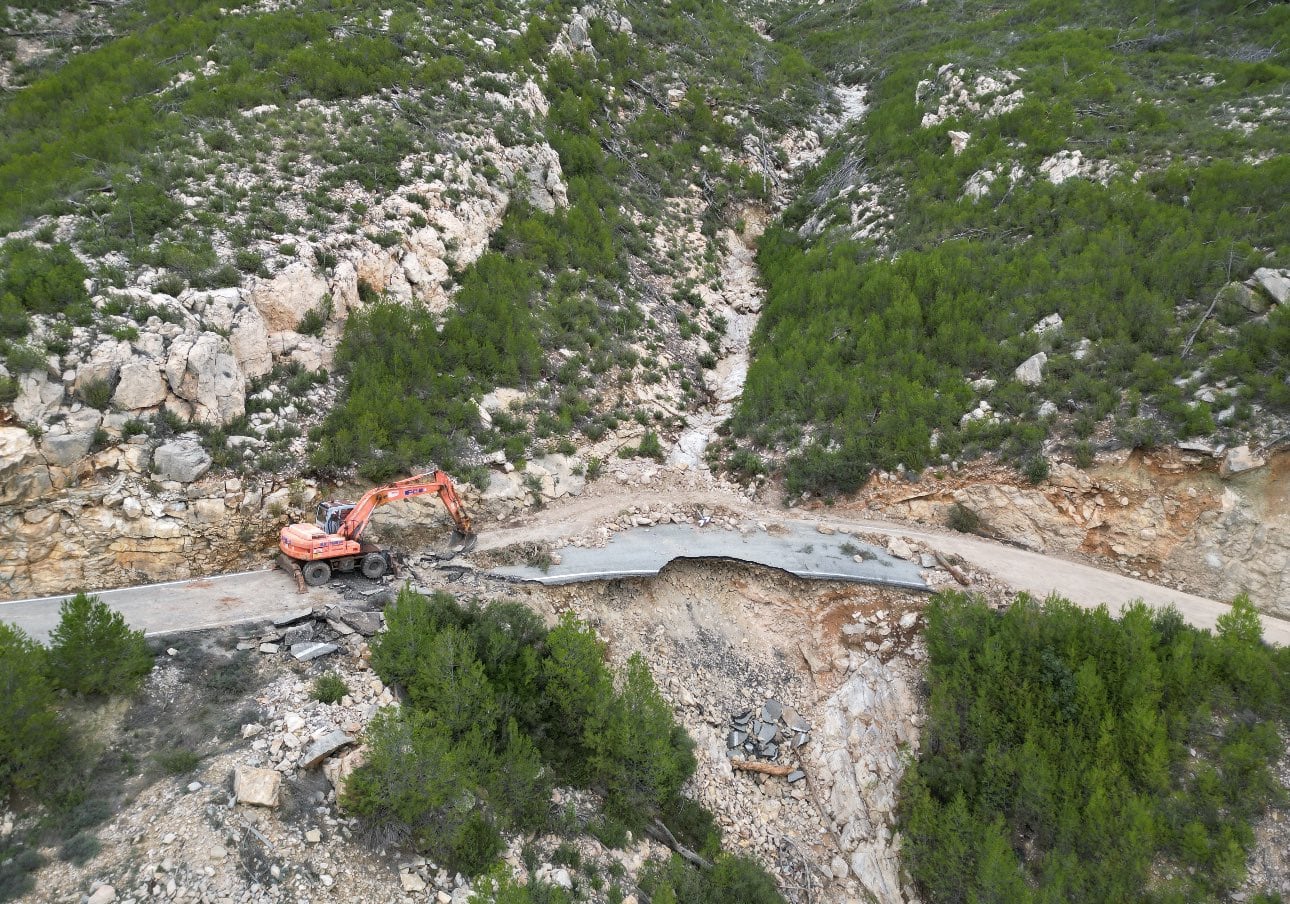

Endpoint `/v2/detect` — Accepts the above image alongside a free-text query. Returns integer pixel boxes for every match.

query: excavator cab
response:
[315,502,355,536]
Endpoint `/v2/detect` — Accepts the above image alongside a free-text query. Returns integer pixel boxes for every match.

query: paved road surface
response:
[0,568,330,642]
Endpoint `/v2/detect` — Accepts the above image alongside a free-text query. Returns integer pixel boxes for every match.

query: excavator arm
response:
[339,471,475,548]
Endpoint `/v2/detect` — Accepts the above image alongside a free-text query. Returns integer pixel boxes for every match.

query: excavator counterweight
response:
[278,470,476,587]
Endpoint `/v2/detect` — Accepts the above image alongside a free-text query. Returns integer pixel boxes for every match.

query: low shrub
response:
[46,593,152,697]
[154,748,202,775]
[311,672,348,704]
[945,503,981,534]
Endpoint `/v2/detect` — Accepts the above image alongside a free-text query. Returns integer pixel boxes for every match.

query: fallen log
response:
[646,819,713,870]
[731,759,794,777]
[934,551,971,586]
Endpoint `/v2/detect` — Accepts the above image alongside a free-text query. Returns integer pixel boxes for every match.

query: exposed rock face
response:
[113,360,168,410]
[0,427,51,505]
[250,262,329,333]
[816,654,920,903]
[164,332,246,425]
[153,437,213,483]
[1014,351,1047,385]
[880,450,1290,617]
[13,371,64,424]
[229,305,273,379]
[1220,444,1267,478]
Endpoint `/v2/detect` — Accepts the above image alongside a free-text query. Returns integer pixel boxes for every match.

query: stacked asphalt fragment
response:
[726,697,810,782]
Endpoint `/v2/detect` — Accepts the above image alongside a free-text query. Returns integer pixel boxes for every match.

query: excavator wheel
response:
[302,560,332,587]
[361,552,388,580]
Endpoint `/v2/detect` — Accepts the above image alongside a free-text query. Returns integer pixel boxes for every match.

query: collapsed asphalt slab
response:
[485,521,930,590]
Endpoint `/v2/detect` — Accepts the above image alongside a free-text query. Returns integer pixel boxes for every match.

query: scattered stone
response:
[786,770,806,783]
[340,611,382,636]
[305,829,322,844]
[886,537,914,560]
[400,871,427,893]
[1014,351,1047,385]
[760,698,783,723]
[233,766,281,807]
[273,608,314,627]
[87,886,117,904]
[186,781,202,793]
[258,642,279,654]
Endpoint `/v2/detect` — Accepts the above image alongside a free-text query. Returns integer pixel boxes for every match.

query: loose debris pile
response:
[727,698,810,782]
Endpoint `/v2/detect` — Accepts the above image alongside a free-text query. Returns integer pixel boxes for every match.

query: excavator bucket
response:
[445,528,477,556]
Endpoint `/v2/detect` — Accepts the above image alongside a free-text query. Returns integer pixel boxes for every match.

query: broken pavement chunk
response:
[340,610,382,636]
[301,729,355,769]
[760,699,782,723]
[787,769,805,783]
[781,705,811,733]
[756,722,778,743]
[291,642,339,661]
[273,607,314,627]
[726,730,748,749]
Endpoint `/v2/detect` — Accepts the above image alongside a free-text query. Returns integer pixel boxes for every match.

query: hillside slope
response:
[726,0,1289,497]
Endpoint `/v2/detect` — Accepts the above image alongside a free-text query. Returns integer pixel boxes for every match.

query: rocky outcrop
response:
[0,426,51,505]
[153,437,212,483]
[878,450,1290,617]
[113,360,168,411]
[250,263,329,333]
[164,332,246,425]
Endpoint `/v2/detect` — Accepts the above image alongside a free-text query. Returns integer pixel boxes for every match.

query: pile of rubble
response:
[237,595,389,661]
[726,698,811,781]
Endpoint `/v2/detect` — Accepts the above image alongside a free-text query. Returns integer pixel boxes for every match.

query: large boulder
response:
[153,436,212,483]
[113,360,167,410]
[0,426,52,504]
[250,262,329,332]
[233,765,280,807]
[74,339,133,391]
[1014,351,1047,386]
[1248,267,1290,306]
[164,332,245,425]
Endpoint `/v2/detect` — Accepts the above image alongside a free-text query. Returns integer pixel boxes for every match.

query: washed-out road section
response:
[489,520,928,590]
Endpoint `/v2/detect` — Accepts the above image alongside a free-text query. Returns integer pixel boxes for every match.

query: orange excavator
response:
[278,471,476,587]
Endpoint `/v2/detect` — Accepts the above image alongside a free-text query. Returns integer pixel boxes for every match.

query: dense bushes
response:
[47,592,153,697]
[345,589,771,888]
[734,159,1289,494]
[900,591,1289,903]
[0,624,67,799]
[1,595,152,803]
[0,241,91,336]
